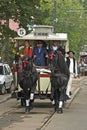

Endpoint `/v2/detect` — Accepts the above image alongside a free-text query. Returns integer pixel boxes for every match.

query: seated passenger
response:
[49,40,65,56]
[23,40,33,58]
[33,40,48,66]
[49,40,62,53]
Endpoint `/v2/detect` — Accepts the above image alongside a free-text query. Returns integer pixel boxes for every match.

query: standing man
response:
[66,50,78,99]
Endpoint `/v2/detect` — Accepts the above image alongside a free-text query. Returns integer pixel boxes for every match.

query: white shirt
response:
[69,58,78,76]
[53,46,58,51]
[69,58,74,74]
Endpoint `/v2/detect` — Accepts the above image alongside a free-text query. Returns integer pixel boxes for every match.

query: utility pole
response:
[53,0,56,32]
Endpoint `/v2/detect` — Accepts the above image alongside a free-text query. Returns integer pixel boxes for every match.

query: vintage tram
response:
[12,25,69,105]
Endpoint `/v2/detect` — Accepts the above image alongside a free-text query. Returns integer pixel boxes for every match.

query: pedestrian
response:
[65,50,78,99]
[49,51,70,113]
[33,40,48,67]
[23,40,33,58]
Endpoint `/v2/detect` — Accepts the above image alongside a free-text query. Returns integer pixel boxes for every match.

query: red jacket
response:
[23,47,33,58]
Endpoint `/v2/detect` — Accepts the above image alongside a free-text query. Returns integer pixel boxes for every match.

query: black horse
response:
[49,51,70,113]
[19,55,38,113]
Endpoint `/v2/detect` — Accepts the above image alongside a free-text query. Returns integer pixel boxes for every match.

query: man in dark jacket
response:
[33,40,48,66]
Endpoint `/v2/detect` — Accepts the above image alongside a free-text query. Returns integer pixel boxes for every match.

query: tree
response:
[0,0,87,62]
[41,0,87,57]
[0,0,41,62]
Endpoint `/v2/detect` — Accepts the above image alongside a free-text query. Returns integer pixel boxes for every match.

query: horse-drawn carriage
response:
[12,25,69,107]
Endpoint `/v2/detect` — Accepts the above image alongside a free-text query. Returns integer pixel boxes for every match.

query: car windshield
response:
[0,66,3,75]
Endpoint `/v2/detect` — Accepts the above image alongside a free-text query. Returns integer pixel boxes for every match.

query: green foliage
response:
[0,0,41,63]
[40,0,87,57]
[0,0,87,62]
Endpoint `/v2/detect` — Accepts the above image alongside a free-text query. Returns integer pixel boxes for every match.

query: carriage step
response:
[40,95,46,99]
[35,93,50,99]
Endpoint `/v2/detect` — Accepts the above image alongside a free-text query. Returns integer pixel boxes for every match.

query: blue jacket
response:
[33,46,48,66]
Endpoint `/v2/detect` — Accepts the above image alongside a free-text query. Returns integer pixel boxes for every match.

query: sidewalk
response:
[0,76,84,130]
[65,76,83,108]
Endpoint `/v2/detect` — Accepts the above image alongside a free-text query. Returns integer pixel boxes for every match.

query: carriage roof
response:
[14,25,69,53]
[15,33,68,41]
[14,25,68,41]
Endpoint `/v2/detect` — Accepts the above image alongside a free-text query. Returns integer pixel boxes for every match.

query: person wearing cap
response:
[65,50,78,99]
[33,40,48,66]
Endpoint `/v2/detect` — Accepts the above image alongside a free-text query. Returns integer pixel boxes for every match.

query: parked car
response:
[0,63,14,94]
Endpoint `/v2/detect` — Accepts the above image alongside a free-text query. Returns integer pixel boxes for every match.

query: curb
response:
[65,86,81,108]
[0,95,11,104]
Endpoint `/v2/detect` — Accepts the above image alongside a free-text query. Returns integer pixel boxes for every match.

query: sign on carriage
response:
[17,28,26,37]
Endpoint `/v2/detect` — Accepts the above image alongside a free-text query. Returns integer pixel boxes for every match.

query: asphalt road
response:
[0,94,11,104]
[0,76,86,130]
[0,97,54,130]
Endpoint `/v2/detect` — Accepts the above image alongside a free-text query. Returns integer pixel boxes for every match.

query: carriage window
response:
[0,66,3,75]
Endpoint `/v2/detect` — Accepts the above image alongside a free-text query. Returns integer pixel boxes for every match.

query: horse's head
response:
[49,50,63,73]
[49,50,62,60]
[49,51,59,69]
[49,52,55,60]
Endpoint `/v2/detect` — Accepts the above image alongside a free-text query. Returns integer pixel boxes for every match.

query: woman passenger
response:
[23,40,33,58]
